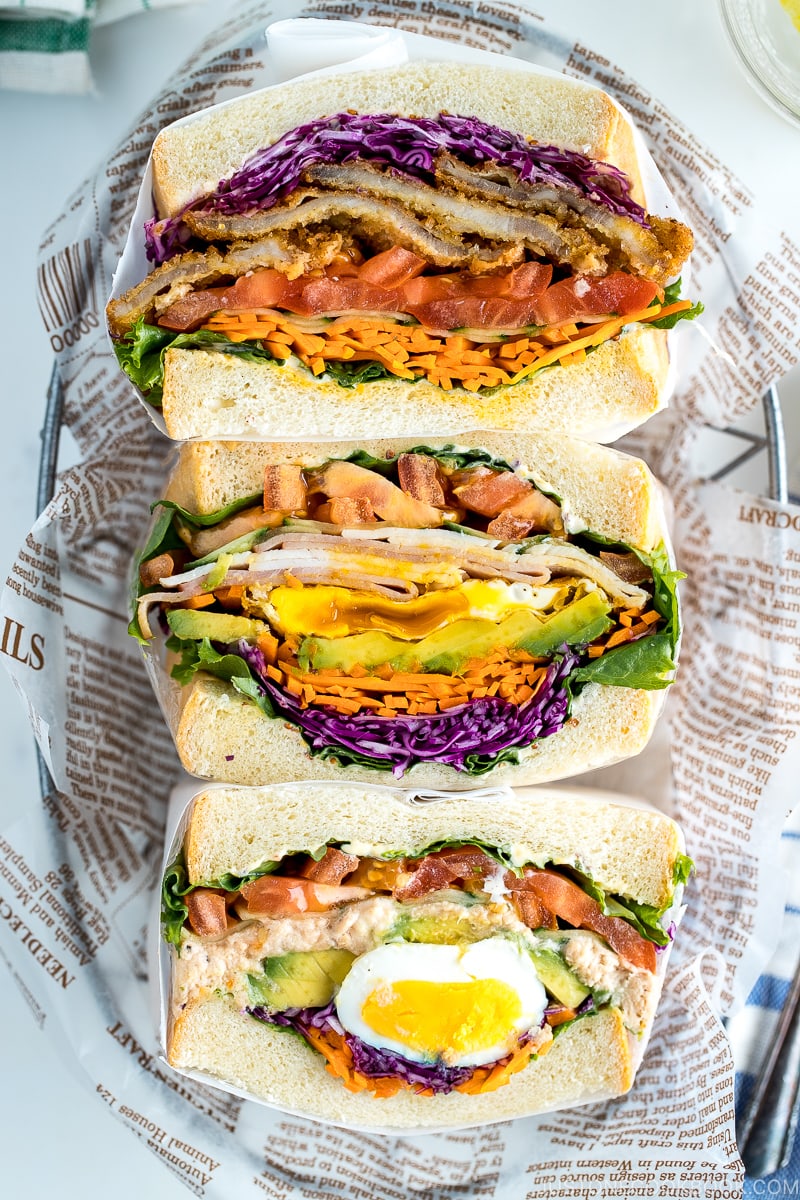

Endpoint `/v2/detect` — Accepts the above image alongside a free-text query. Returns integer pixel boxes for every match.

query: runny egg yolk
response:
[361,978,523,1062]
[334,939,547,1067]
[267,579,557,640]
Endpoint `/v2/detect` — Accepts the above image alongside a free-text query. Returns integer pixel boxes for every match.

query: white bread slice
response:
[169,994,633,1131]
[173,675,662,795]
[146,60,666,442]
[167,785,681,1128]
[183,784,683,909]
[164,429,668,552]
[151,61,645,217]
[160,324,668,444]
[161,432,672,790]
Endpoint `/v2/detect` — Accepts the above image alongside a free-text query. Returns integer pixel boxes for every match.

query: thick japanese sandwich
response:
[162,784,691,1130]
[132,432,681,788]
[107,60,700,442]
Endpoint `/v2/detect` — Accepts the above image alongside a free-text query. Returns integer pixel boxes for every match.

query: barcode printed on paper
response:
[37,239,99,333]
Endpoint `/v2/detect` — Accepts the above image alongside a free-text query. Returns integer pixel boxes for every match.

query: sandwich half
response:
[163,784,691,1130]
[133,432,682,788]
[107,61,700,442]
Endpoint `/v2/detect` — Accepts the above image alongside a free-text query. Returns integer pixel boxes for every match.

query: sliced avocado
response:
[247,949,355,1011]
[166,608,267,643]
[300,590,612,675]
[530,948,590,1008]
[392,913,490,946]
[510,590,611,657]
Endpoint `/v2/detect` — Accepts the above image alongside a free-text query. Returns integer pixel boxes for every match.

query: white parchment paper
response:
[4,4,800,1196]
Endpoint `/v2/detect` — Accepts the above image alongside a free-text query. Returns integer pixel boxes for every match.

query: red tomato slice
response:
[237,875,371,917]
[406,296,543,330]
[358,247,427,287]
[533,272,659,326]
[225,268,297,310]
[296,277,401,316]
[503,261,553,299]
[513,869,658,972]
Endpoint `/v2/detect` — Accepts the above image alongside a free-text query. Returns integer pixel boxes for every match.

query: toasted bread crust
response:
[160,324,668,444]
[163,428,668,551]
[167,993,634,1131]
[151,61,645,218]
[173,675,663,800]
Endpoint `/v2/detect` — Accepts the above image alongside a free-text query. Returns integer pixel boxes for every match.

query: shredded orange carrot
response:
[200,294,679,392]
[176,593,216,610]
[302,1018,542,1098]
[269,648,550,716]
[453,1036,543,1095]
[587,607,661,657]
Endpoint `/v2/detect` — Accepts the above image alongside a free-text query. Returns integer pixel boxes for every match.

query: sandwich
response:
[162,783,691,1129]
[132,432,682,788]
[107,60,700,442]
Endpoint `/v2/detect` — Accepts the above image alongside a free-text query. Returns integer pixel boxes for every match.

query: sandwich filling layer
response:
[108,111,700,403]
[134,446,682,778]
[165,838,690,1098]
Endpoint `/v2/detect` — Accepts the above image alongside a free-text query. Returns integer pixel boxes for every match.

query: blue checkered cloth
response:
[732,812,800,1193]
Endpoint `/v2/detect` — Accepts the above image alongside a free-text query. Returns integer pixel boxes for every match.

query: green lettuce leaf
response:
[646,278,704,330]
[308,740,523,778]
[168,635,264,691]
[569,541,683,691]
[343,444,518,477]
[673,853,695,887]
[161,849,280,948]
[567,866,674,946]
[114,319,280,407]
[324,359,405,388]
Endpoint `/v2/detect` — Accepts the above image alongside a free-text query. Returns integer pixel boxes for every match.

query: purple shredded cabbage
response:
[146,111,646,262]
[235,639,579,777]
[654,920,677,955]
[248,999,532,1094]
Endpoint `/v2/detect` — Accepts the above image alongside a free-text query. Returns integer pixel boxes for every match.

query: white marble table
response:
[1,2,799,1194]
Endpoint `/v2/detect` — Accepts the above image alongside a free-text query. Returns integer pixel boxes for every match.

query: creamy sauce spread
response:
[172,893,656,1034]
[563,932,660,1034]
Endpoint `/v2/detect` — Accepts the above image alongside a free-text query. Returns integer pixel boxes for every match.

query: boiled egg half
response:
[334,938,547,1068]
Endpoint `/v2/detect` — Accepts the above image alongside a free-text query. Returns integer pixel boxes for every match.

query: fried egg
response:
[259,579,568,639]
[334,938,547,1068]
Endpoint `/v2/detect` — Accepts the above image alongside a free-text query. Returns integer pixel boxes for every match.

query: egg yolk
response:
[361,978,522,1061]
[268,580,536,639]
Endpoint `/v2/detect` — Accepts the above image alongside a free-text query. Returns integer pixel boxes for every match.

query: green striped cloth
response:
[0,0,194,93]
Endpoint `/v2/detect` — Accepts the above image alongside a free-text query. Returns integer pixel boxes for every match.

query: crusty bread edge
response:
[163,424,669,552]
[166,993,636,1132]
[172,674,664,809]
[160,324,668,446]
[183,781,682,907]
[151,60,646,217]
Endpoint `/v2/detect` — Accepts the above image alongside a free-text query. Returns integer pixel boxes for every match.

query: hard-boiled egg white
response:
[334,937,547,1068]
[256,579,569,639]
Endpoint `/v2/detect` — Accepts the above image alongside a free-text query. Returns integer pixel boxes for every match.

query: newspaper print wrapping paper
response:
[3,2,800,1196]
